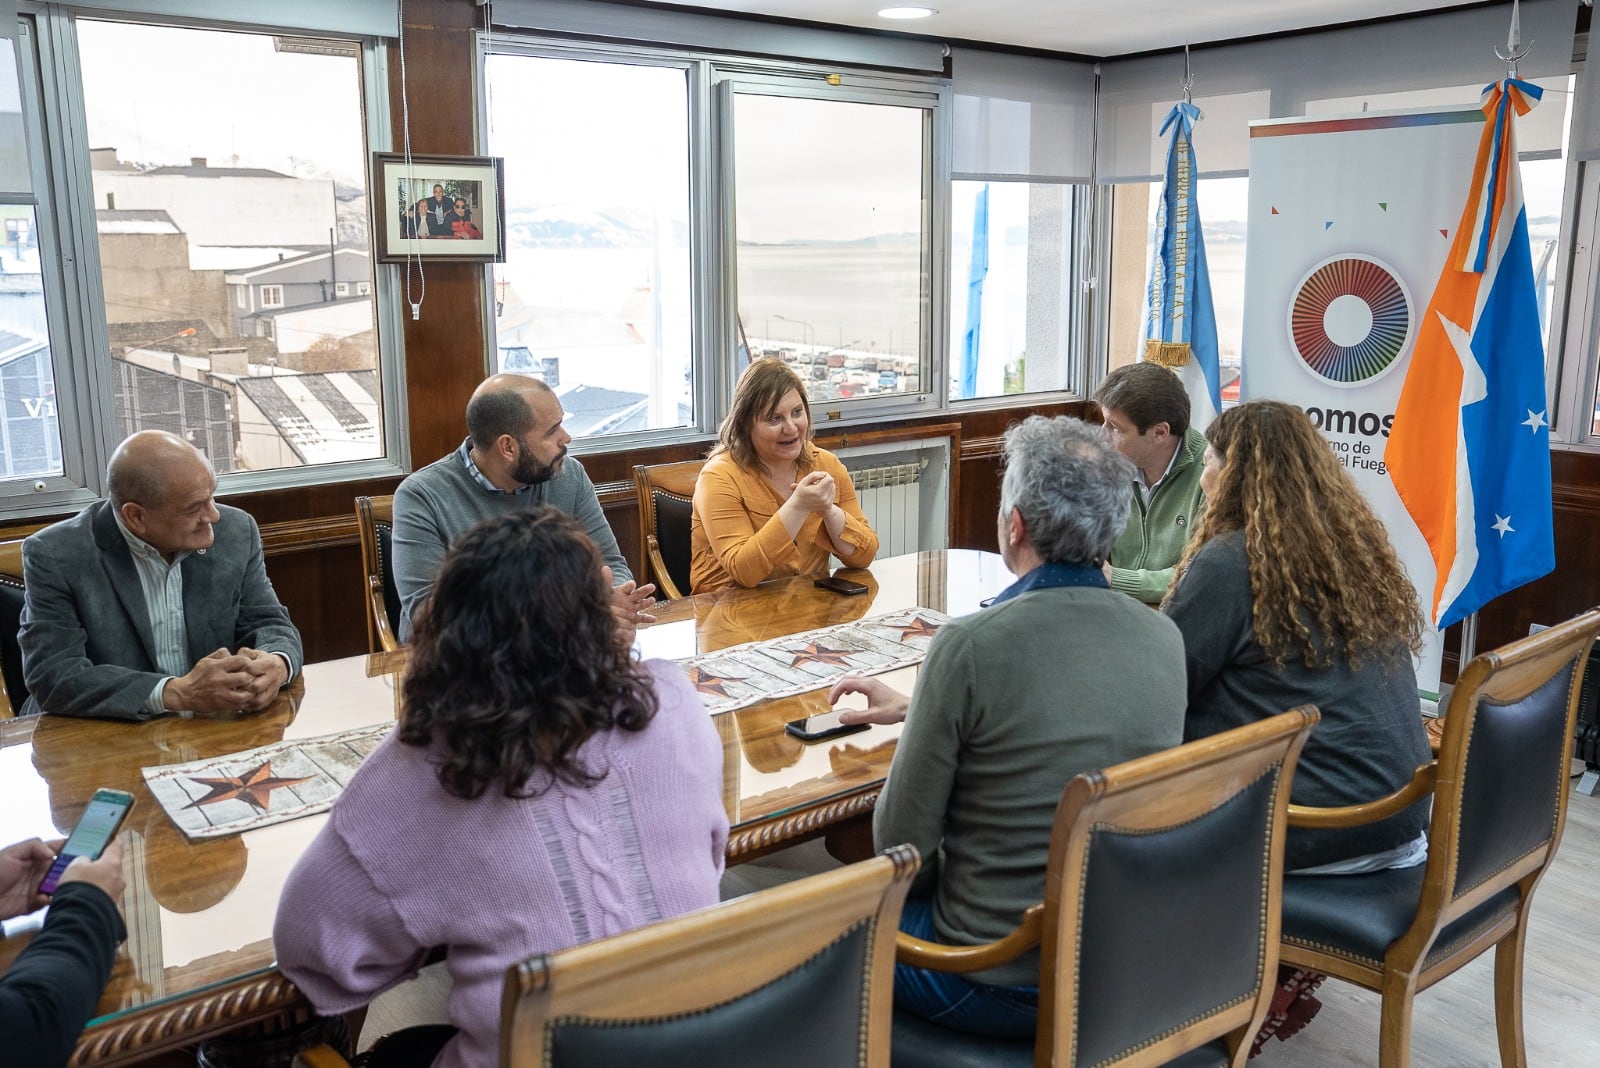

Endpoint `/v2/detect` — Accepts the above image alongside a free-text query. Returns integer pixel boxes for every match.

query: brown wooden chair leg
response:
[1377,969,1418,1068]
[1493,918,1531,1068]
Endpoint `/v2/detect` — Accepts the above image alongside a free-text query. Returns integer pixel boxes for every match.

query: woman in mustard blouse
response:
[691,358,879,592]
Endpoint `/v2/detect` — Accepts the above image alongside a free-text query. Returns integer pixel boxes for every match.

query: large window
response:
[486,51,694,438]
[483,40,946,442]
[3,9,393,514]
[948,180,1085,401]
[731,89,931,404]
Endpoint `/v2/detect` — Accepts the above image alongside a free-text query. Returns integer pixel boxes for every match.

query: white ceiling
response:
[632,0,1490,57]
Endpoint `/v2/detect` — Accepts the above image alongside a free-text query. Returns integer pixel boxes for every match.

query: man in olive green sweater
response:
[830,416,1186,1039]
[1095,362,1207,604]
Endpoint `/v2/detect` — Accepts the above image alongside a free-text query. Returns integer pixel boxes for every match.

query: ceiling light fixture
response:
[878,6,937,19]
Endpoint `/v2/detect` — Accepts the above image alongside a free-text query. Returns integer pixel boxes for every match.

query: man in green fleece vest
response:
[1094,362,1207,604]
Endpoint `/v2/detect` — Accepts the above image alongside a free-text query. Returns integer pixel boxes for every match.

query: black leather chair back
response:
[1452,661,1577,896]
[375,520,400,641]
[652,489,694,599]
[1075,770,1275,1066]
[0,574,28,714]
[547,923,871,1068]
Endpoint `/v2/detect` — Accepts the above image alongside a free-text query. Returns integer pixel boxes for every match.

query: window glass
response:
[733,92,927,402]
[1143,176,1247,405]
[0,206,63,480]
[77,20,380,472]
[948,180,1078,400]
[485,53,693,438]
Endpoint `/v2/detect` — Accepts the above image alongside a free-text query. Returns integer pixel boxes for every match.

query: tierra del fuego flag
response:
[1386,78,1554,629]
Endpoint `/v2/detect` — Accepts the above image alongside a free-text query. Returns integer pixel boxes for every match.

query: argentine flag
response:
[1386,79,1554,629]
[1144,101,1222,430]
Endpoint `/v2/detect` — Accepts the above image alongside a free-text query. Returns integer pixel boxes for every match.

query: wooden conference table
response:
[0,548,1012,1065]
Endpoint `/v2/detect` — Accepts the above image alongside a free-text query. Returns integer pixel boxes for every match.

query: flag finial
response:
[1494,0,1531,80]
[1181,43,1194,104]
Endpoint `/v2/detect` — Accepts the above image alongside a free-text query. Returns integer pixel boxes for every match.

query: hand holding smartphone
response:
[784,709,871,743]
[38,789,134,896]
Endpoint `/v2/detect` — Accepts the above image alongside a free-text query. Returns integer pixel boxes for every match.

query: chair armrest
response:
[893,903,1044,974]
[646,534,684,601]
[1287,760,1437,829]
[297,1044,352,1068]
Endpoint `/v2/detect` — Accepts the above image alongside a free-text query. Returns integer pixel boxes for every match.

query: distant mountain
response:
[506,204,689,250]
[736,232,921,249]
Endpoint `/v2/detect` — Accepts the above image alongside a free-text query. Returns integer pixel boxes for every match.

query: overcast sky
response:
[76,21,365,179]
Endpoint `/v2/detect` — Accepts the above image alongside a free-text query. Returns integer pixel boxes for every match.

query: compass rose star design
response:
[896,615,942,643]
[1521,409,1548,433]
[789,642,856,668]
[1491,514,1515,538]
[685,665,745,698]
[183,760,313,813]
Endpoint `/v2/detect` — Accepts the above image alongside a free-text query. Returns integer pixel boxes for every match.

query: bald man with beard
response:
[19,431,302,720]
[390,374,653,642]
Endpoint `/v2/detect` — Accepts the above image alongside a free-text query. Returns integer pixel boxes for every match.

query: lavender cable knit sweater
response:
[273,660,728,1068]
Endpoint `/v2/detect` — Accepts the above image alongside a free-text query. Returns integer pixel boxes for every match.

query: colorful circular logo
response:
[1287,255,1413,386]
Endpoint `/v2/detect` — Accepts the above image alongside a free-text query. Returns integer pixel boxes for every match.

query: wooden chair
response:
[890,707,1320,1068]
[1279,607,1600,1068]
[353,495,401,653]
[0,539,26,718]
[300,845,918,1068]
[632,460,703,601]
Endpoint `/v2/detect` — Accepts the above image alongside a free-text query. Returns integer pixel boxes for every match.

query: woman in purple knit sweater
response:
[274,507,728,1068]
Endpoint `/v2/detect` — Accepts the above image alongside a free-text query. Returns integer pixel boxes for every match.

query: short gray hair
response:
[999,416,1135,565]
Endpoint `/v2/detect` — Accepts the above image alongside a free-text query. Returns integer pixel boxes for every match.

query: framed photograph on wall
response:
[373,153,506,263]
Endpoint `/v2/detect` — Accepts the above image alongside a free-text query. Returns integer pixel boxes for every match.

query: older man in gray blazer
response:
[19,431,302,720]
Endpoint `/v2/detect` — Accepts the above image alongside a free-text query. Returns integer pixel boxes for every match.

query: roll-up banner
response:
[1240,107,1488,696]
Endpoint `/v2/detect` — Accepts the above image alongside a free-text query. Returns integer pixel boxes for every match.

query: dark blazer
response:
[18,501,303,720]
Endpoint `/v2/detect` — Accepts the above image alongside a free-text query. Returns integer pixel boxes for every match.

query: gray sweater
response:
[1163,531,1431,869]
[391,445,630,641]
[874,583,1187,986]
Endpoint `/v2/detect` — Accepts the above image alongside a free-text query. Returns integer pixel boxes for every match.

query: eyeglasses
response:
[455,202,467,209]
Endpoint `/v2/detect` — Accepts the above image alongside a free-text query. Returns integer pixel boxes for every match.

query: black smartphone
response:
[38,788,134,896]
[785,709,871,743]
[814,575,869,596]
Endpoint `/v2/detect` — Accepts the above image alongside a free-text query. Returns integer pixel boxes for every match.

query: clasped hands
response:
[604,566,657,644]
[163,646,289,715]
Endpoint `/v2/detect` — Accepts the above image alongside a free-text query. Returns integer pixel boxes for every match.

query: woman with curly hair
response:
[275,507,727,1068]
[1162,400,1431,1052]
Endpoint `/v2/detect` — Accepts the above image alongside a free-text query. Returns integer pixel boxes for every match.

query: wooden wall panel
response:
[1473,449,1600,657]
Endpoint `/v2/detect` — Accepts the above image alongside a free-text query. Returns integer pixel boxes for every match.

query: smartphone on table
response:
[38,788,135,896]
[785,709,870,743]
[814,574,869,596]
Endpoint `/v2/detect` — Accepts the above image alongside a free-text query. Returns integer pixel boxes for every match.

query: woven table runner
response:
[144,723,393,840]
[676,606,950,715]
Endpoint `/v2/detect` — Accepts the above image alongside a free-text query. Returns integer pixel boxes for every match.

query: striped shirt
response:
[112,509,194,715]
[456,438,533,496]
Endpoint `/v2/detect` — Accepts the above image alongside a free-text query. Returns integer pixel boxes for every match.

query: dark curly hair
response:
[1168,400,1424,669]
[398,507,658,799]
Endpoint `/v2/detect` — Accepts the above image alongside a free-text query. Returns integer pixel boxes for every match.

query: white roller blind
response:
[951,48,1095,182]
[494,0,946,73]
[1,0,27,197]
[63,0,396,37]
[1568,57,1600,159]
[1098,0,1576,182]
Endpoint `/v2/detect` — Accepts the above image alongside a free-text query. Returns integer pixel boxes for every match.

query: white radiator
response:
[849,459,928,558]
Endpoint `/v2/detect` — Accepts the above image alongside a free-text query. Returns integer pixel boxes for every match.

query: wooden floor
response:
[1255,779,1600,1067]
